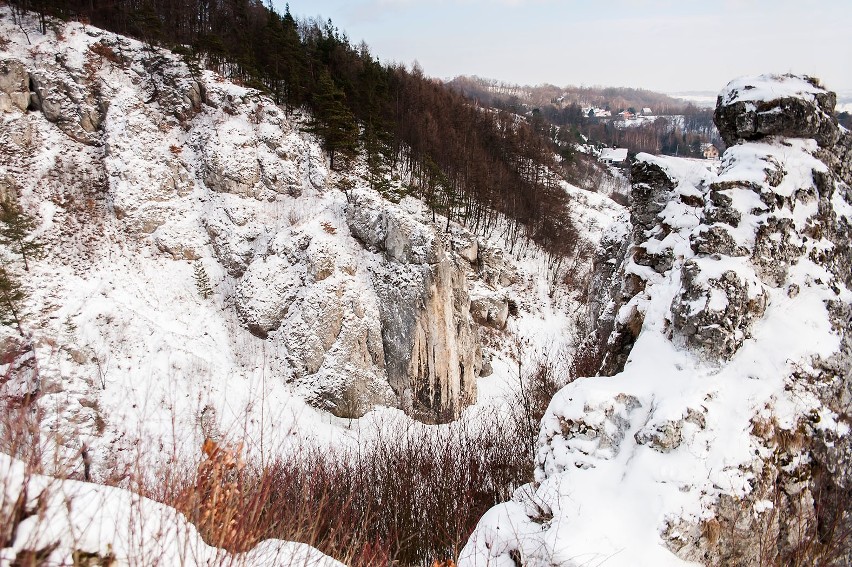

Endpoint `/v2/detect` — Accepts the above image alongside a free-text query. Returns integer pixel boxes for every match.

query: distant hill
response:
[447,76,693,115]
[667,90,717,108]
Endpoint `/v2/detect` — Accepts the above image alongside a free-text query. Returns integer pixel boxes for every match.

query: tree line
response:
[8,0,581,260]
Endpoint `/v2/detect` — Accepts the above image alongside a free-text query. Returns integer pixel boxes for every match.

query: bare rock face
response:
[0,59,31,113]
[715,74,839,147]
[585,211,635,376]
[670,260,768,358]
[347,191,481,422]
[0,175,17,205]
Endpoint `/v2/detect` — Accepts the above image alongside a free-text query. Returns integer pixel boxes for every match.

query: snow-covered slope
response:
[0,9,628,563]
[0,452,342,566]
[461,74,852,566]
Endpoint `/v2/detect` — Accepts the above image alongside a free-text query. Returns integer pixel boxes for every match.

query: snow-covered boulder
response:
[715,74,839,147]
[469,290,509,330]
[0,453,343,567]
[670,258,768,358]
[235,254,303,337]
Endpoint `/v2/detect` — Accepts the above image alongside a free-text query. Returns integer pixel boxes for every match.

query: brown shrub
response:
[88,41,124,66]
[157,411,533,566]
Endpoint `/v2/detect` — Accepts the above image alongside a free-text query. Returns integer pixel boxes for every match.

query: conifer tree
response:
[364,125,391,195]
[0,266,25,335]
[305,69,359,170]
[193,261,213,299]
[0,201,42,272]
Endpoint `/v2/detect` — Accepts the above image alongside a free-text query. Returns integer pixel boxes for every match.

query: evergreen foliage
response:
[0,267,25,334]
[8,0,581,260]
[363,125,392,195]
[193,261,213,300]
[0,201,42,272]
[303,70,359,170]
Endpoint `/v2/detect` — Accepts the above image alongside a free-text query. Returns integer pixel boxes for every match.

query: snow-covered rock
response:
[461,74,852,567]
[469,291,510,331]
[715,74,839,147]
[0,453,343,566]
[0,7,488,476]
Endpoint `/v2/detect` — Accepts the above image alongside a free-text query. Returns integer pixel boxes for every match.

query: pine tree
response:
[305,70,359,170]
[0,266,26,335]
[194,261,213,299]
[364,125,391,195]
[0,201,42,272]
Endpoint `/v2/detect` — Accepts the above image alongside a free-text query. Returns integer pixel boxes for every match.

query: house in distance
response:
[702,143,720,160]
[599,147,629,165]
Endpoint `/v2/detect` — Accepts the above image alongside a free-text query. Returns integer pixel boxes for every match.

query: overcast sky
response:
[280,0,851,94]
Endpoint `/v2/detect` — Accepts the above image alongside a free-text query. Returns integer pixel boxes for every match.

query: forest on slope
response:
[5,0,610,260]
[449,75,724,159]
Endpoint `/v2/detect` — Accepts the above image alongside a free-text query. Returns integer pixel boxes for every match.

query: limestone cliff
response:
[0,11,487,484]
[461,74,852,567]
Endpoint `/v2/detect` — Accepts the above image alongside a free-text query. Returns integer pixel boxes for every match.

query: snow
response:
[599,147,628,162]
[719,74,826,106]
[462,124,850,566]
[1,8,630,563]
[0,453,343,567]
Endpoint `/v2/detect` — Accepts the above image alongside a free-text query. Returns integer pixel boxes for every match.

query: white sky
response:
[280,0,852,94]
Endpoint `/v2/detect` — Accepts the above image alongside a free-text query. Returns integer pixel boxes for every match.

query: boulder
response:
[478,246,519,287]
[234,255,303,338]
[0,59,31,113]
[469,292,509,330]
[715,74,839,147]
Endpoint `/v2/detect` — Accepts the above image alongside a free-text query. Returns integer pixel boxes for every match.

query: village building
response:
[599,147,629,165]
[702,143,720,160]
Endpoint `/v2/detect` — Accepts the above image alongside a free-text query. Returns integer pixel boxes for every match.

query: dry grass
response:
[149,410,533,566]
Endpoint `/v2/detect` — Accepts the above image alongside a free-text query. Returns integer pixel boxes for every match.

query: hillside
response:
[0,7,625,564]
[447,75,723,161]
[1,3,850,567]
[447,76,693,115]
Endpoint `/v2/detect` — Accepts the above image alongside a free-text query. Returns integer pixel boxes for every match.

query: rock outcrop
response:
[715,74,839,147]
[462,74,852,567]
[0,59,31,112]
[347,191,481,421]
[0,10,488,487]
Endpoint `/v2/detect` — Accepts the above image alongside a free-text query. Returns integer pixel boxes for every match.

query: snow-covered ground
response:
[0,452,343,566]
